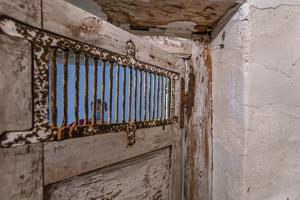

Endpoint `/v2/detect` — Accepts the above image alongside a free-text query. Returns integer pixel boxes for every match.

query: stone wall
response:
[211,0,300,199]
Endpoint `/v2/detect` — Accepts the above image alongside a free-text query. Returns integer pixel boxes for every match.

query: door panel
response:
[44,125,175,185]
[45,148,171,200]
[0,1,184,199]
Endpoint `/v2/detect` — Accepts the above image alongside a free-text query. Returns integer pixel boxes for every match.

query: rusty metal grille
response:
[49,49,174,140]
[0,17,179,147]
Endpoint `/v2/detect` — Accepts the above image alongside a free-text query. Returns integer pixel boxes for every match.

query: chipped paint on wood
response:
[144,36,215,200]
[0,0,41,28]
[139,36,193,58]
[44,125,175,185]
[45,148,171,200]
[0,34,32,136]
[0,143,43,199]
[185,40,212,200]
[179,68,196,128]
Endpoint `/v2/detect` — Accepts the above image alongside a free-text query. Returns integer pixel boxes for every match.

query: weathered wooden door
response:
[0,1,184,199]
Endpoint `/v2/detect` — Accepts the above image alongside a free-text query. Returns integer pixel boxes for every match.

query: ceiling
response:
[68,0,243,38]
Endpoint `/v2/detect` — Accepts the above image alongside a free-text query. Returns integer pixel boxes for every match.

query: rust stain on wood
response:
[80,17,102,34]
[180,67,196,128]
[203,43,212,169]
[186,41,212,200]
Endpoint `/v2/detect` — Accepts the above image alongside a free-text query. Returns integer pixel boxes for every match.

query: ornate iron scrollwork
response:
[0,17,179,148]
[126,40,136,59]
[126,122,136,146]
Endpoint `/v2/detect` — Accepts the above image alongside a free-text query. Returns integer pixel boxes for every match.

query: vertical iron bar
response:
[168,78,171,119]
[144,71,147,121]
[171,78,176,119]
[139,71,142,121]
[84,56,89,125]
[122,65,126,122]
[134,69,137,121]
[74,53,80,126]
[152,75,156,120]
[109,62,113,124]
[101,60,106,124]
[148,73,152,121]
[128,67,132,122]
[161,76,164,120]
[51,48,57,128]
[156,75,160,120]
[164,76,167,120]
[63,50,69,127]
[92,58,98,125]
[165,77,168,119]
[116,64,120,123]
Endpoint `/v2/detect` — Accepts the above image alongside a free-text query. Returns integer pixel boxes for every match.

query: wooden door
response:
[0,1,184,199]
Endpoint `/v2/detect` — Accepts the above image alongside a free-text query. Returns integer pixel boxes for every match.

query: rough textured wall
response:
[211,5,247,199]
[68,0,243,38]
[212,0,300,199]
[242,1,300,199]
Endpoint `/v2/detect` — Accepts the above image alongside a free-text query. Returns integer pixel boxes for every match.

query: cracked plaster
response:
[212,0,300,199]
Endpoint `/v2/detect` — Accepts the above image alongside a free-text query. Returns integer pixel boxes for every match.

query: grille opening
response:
[0,17,179,146]
[48,48,172,129]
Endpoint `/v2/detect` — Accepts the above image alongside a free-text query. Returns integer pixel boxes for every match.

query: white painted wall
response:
[212,1,300,199]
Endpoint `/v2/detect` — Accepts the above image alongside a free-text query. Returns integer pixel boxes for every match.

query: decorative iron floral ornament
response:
[126,40,136,60]
[0,17,179,148]
[126,122,136,146]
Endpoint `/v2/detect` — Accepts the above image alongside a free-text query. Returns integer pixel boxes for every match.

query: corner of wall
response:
[212,0,300,199]
[211,1,252,199]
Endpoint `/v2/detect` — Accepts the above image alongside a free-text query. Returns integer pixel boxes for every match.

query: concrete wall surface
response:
[212,0,300,199]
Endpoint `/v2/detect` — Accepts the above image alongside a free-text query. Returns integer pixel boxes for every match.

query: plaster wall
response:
[212,0,300,199]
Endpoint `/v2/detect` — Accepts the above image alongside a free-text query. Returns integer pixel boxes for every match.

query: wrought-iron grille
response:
[49,48,174,140]
[0,17,179,147]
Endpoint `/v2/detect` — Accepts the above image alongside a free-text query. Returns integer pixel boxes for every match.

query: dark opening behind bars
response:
[49,49,172,129]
